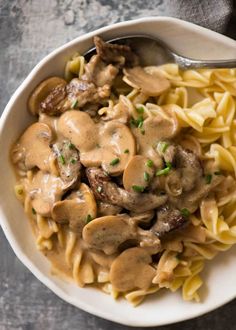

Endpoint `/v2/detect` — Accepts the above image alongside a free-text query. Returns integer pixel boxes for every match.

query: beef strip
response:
[151,205,187,238]
[94,36,139,67]
[86,167,167,212]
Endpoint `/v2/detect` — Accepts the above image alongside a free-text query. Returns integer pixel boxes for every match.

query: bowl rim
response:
[1,16,236,327]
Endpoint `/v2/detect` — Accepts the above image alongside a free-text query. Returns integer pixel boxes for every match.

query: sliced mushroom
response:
[58,110,135,175]
[123,155,154,191]
[86,167,167,212]
[82,214,134,254]
[82,213,160,255]
[110,247,155,292]
[25,171,69,216]
[11,123,54,172]
[52,140,81,184]
[52,183,97,233]
[131,105,179,164]
[57,110,98,151]
[123,67,170,96]
[28,77,67,115]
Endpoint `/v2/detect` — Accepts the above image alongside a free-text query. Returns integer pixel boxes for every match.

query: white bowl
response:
[1,17,236,327]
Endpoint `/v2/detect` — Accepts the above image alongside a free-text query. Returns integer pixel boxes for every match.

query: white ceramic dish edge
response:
[0,17,236,327]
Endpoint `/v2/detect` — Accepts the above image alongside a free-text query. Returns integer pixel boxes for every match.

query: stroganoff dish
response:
[12,37,236,305]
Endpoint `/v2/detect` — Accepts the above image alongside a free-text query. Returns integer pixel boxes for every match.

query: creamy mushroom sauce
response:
[11,37,236,305]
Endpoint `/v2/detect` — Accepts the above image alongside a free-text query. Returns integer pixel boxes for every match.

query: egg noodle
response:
[13,52,236,306]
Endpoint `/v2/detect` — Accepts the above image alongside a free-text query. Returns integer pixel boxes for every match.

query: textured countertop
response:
[1,1,236,329]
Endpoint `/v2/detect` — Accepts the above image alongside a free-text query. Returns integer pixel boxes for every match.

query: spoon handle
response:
[173,53,236,69]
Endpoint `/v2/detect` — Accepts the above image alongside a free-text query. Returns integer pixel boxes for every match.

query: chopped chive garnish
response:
[132,185,145,193]
[32,208,36,215]
[156,162,172,176]
[110,158,120,166]
[205,174,212,184]
[181,208,190,217]
[146,159,154,168]
[157,141,169,153]
[130,116,144,128]
[138,120,143,128]
[140,128,145,135]
[68,142,75,149]
[97,186,102,193]
[58,155,66,165]
[85,214,93,224]
[124,149,129,154]
[144,171,150,182]
[214,171,221,175]
[136,106,144,114]
[70,158,76,164]
[71,99,78,109]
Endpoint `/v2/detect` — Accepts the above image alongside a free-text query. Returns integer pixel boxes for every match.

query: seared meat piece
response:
[40,83,67,115]
[163,144,203,192]
[151,205,187,238]
[94,36,139,67]
[52,140,81,184]
[86,167,167,212]
[41,78,110,115]
[97,201,122,216]
[83,55,119,87]
[169,175,224,213]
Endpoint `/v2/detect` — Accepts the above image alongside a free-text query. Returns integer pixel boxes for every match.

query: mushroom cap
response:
[52,183,97,233]
[58,110,98,152]
[110,247,156,292]
[12,122,54,172]
[123,155,154,191]
[123,66,170,97]
[25,171,68,217]
[28,77,67,115]
[82,214,134,255]
[58,110,136,176]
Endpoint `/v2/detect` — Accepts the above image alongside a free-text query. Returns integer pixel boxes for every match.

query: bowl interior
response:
[0,17,236,327]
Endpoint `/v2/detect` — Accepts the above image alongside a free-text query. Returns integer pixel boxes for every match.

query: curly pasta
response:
[12,53,236,306]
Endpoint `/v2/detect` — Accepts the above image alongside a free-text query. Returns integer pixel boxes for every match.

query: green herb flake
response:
[85,214,93,224]
[17,188,23,195]
[146,159,154,168]
[58,154,66,165]
[71,99,78,109]
[205,174,212,184]
[124,149,129,154]
[136,106,144,114]
[68,142,75,149]
[110,158,120,166]
[132,185,145,193]
[32,208,36,215]
[140,128,145,135]
[214,171,221,175]
[97,186,102,193]
[180,208,190,217]
[156,162,172,176]
[70,158,76,164]
[157,141,169,153]
[144,171,150,182]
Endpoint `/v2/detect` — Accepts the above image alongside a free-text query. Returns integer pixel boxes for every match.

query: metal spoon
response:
[84,35,236,69]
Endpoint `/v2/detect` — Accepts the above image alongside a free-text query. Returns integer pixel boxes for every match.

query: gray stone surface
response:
[0,1,236,329]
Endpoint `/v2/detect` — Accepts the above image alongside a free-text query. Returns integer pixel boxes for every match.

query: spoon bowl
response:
[84,35,236,69]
